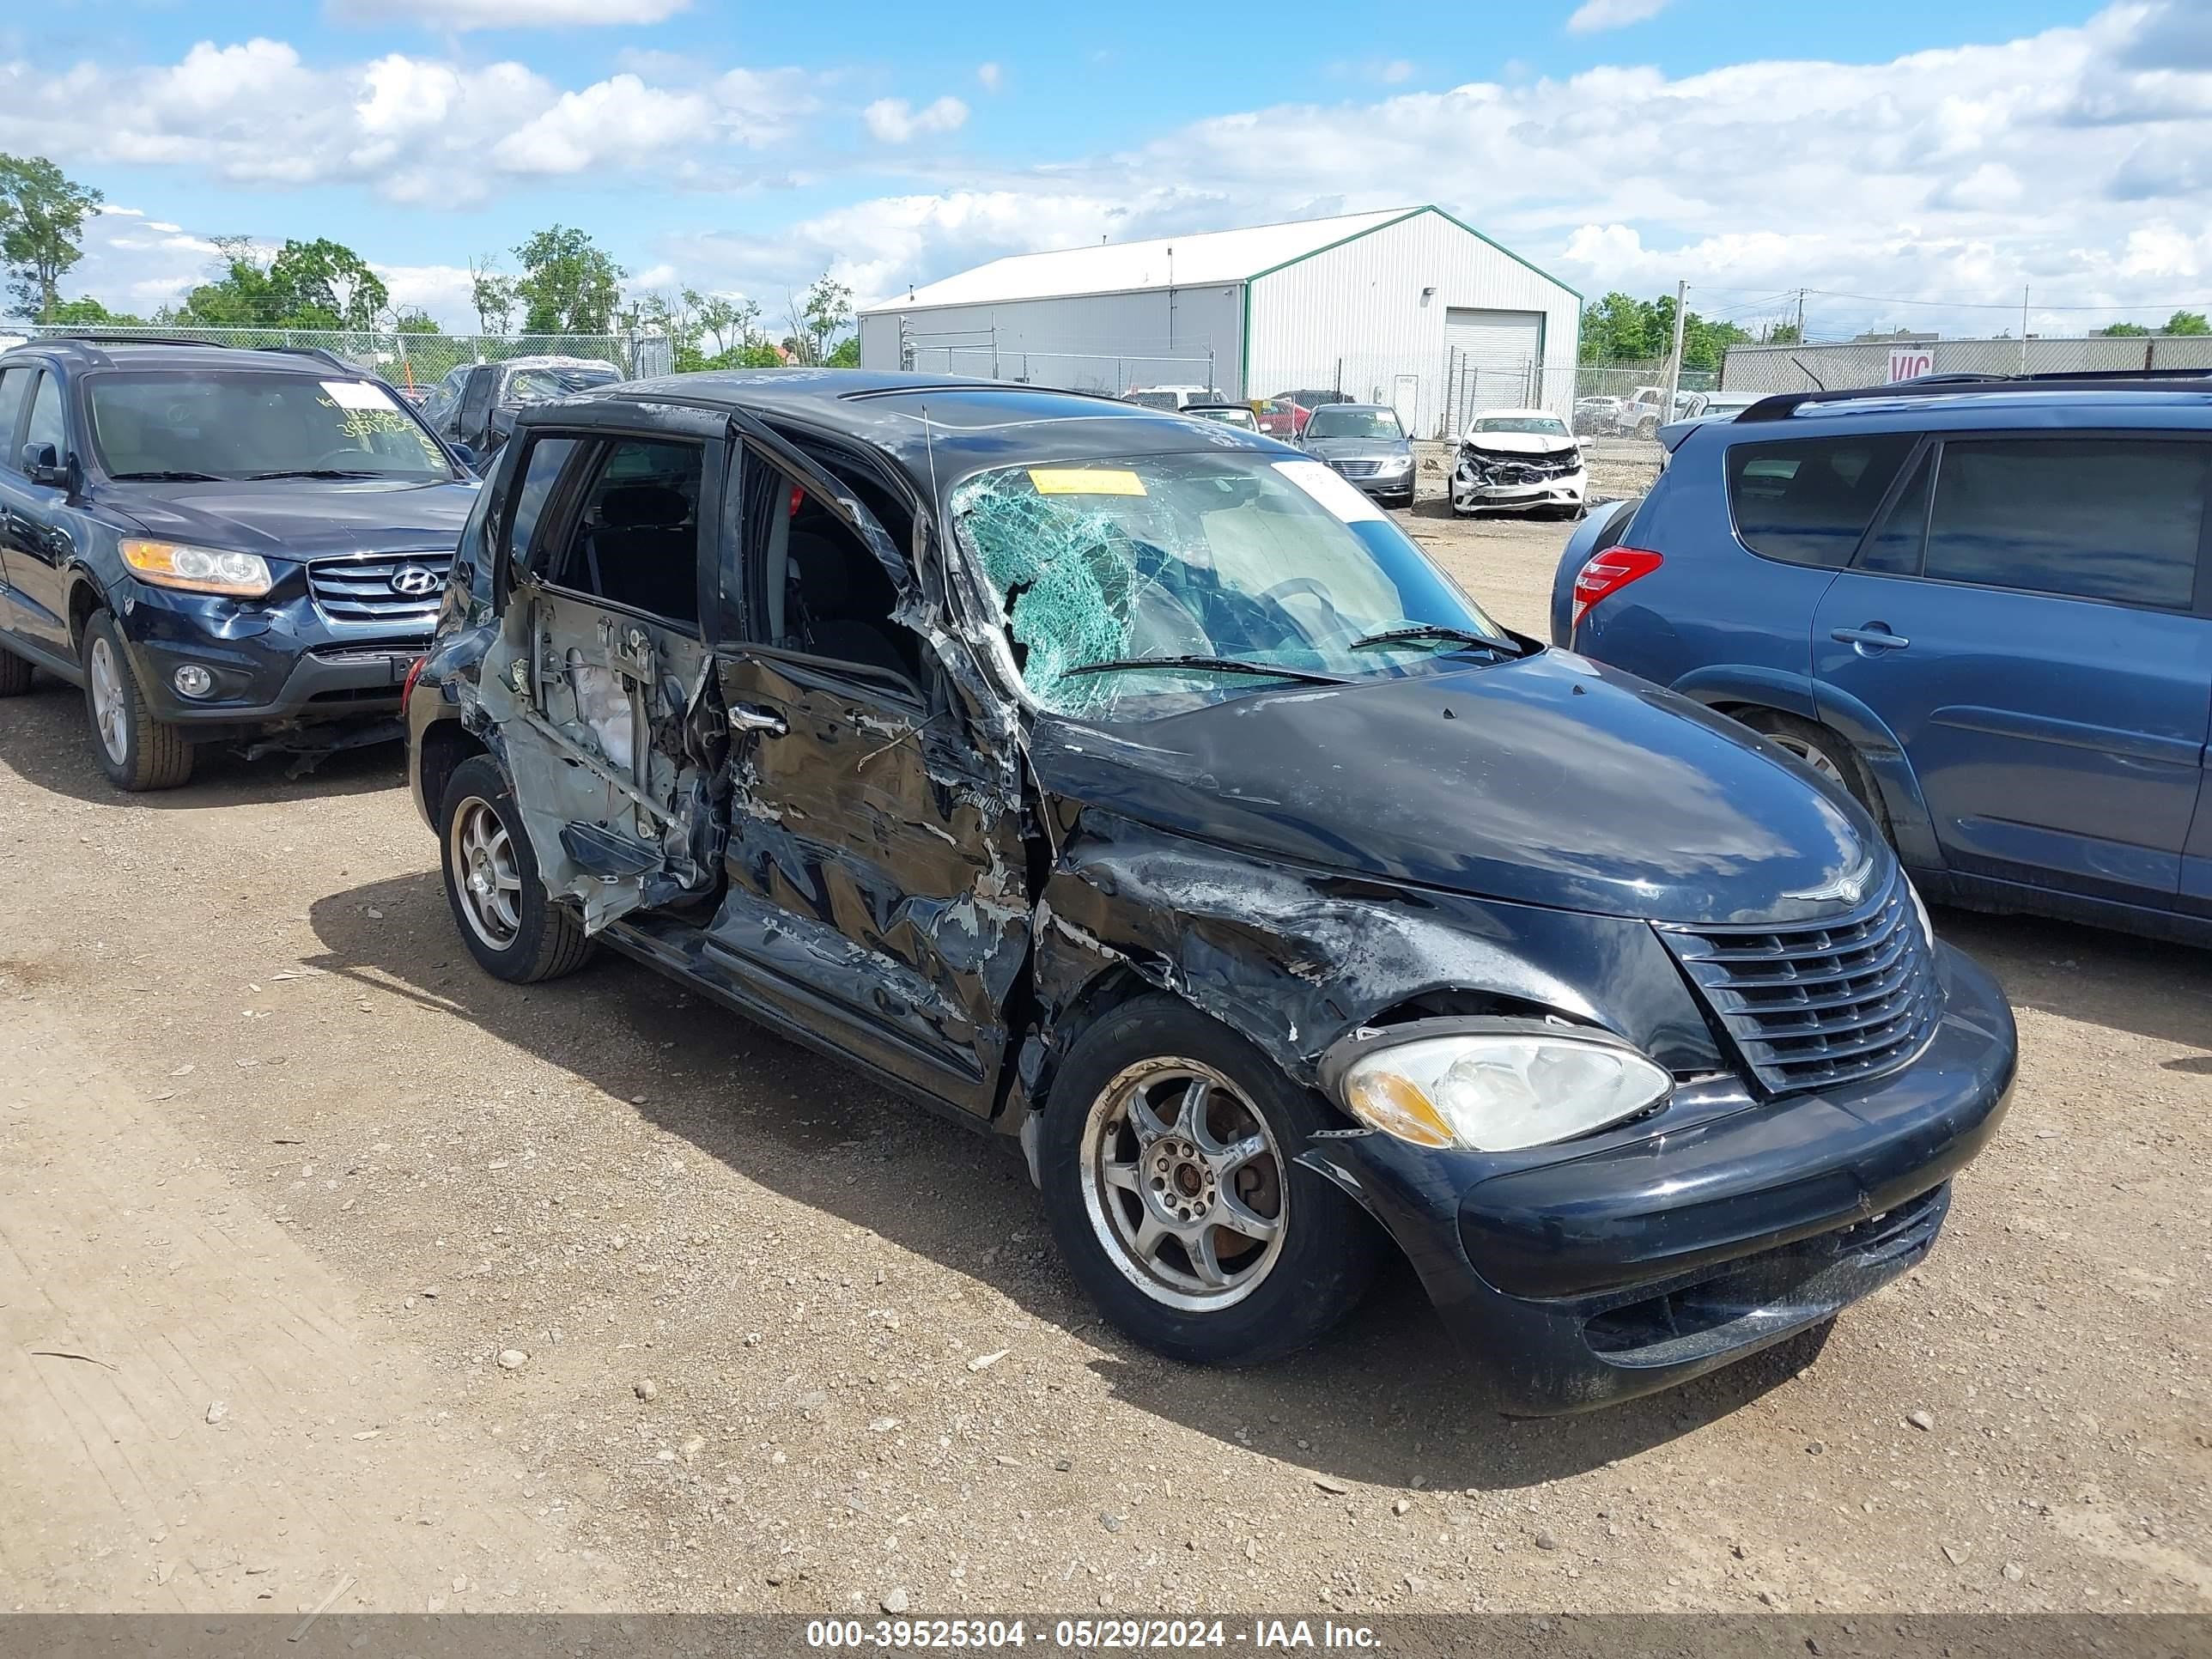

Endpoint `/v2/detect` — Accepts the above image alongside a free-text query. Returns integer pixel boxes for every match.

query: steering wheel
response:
[1253,575,1354,643]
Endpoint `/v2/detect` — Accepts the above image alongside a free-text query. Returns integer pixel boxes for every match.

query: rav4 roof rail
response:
[1737,368,2212,423]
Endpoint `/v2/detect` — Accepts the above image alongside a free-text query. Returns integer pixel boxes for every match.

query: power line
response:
[1801,287,2210,313]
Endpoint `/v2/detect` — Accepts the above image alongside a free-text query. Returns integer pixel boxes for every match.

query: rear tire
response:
[1040,994,1381,1367]
[438,753,594,983]
[1737,708,1890,842]
[0,644,32,696]
[81,611,193,791]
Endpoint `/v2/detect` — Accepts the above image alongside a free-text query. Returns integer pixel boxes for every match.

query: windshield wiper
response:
[108,469,228,483]
[1062,655,1350,686]
[243,468,386,480]
[1350,624,1522,656]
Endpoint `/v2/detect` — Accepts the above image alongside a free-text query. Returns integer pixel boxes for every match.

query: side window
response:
[0,366,33,468]
[1923,439,2204,610]
[23,371,66,463]
[505,435,580,568]
[1856,448,1933,575]
[1727,434,1915,567]
[541,437,704,628]
[741,450,920,685]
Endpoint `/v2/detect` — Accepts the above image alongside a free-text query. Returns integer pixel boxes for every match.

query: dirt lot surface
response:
[3,476,2207,1620]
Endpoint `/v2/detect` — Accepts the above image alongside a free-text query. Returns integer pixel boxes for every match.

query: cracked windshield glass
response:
[951,452,1514,718]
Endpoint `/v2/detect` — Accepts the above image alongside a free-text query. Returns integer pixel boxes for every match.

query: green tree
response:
[2162,309,2210,336]
[0,154,104,318]
[39,295,144,326]
[827,335,861,368]
[686,285,763,359]
[1763,321,1802,344]
[785,274,854,367]
[2093,320,2151,337]
[470,253,516,334]
[266,237,387,329]
[392,307,441,334]
[513,225,623,335]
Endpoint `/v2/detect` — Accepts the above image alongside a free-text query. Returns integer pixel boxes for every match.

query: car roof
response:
[571,368,1297,488]
[1311,401,1393,413]
[499,356,620,371]
[1470,406,1563,420]
[1707,383,2212,443]
[0,337,362,375]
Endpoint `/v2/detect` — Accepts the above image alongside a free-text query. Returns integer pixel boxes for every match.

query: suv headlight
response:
[1322,1018,1671,1152]
[121,538,274,598]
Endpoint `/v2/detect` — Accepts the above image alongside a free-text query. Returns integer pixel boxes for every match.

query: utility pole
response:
[1795,288,1806,342]
[1663,278,1689,418]
[2020,285,2031,374]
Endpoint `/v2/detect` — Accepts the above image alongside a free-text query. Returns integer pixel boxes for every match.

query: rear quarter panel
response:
[1567,428,1837,723]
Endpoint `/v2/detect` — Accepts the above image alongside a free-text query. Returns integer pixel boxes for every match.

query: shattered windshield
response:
[504,365,620,404]
[950,452,1513,719]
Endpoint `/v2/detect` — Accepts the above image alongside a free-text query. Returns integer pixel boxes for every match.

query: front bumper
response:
[1297,940,2014,1413]
[1452,466,1587,514]
[115,580,427,736]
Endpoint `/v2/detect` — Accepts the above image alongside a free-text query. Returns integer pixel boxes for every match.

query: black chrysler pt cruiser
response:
[406,371,2016,1413]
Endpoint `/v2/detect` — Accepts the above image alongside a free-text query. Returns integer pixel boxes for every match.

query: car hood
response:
[1029,650,1881,927]
[1462,431,1577,456]
[100,477,480,562]
[1303,435,1411,461]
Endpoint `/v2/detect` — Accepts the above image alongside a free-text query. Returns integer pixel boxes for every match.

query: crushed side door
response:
[702,414,1033,1116]
[467,410,732,932]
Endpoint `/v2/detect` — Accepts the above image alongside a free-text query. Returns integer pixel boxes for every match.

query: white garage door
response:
[1444,307,1543,423]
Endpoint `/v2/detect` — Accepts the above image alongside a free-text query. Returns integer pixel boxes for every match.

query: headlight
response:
[1328,1021,1671,1152]
[121,538,274,598]
[1384,453,1413,471]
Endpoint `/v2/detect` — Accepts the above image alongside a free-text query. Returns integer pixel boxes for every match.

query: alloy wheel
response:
[1767,731,1848,787]
[1079,1057,1288,1311]
[448,796,523,949]
[88,637,129,766]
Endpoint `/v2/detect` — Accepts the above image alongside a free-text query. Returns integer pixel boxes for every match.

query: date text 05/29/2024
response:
[804,1619,1382,1650]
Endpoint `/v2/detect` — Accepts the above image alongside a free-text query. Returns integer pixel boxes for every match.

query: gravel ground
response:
[1,481,2206,1618]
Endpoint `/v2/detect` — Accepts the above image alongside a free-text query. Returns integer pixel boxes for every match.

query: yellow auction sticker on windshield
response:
[1028,468,1147,496]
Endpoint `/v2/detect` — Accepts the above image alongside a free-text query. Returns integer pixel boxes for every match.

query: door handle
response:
[1831,626,1910,652]
[727,703,788,737]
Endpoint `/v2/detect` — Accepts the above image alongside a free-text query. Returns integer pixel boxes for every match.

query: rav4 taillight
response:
[401,654,428,708]
[1570,546,1663,628]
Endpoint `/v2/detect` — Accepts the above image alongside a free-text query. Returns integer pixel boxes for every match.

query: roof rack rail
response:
[1737,368,2212,423]
[30,331,229,350]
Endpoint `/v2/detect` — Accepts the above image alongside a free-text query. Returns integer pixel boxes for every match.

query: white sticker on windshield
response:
[1273,459,1386,524]
[322,380,397,411]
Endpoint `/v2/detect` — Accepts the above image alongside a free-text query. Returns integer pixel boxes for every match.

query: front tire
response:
[438,753,594,983]
[81,611,193,791]
[0,643,32,696]
[1737,708,1890,841]
[1040,995,1380,1366]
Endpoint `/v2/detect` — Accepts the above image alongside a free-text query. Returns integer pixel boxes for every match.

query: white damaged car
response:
[1450,408,1588,520]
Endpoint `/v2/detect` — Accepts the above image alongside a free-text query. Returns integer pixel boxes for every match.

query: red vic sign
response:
[1887,347,1936,382]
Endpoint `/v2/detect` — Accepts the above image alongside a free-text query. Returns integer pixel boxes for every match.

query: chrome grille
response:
[1660,870,1940,1097]
[307,554,448,627]
[1330,459,1383,478]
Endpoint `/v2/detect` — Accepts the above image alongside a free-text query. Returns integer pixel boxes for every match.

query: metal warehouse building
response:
[857,205,1581,438]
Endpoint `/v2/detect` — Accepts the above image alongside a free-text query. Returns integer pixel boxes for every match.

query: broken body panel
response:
[420,372,2016,1413]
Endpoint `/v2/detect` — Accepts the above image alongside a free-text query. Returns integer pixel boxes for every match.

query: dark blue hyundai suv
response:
[0,337,480,789]
[1553,374,2212,947]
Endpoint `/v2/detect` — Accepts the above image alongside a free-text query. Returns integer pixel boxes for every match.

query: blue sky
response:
[5,1,2208,338]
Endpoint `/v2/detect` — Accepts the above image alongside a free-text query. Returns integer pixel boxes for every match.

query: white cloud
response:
[862,95,969,144]
[492,75,711,173]
[328,0,690,29]
[976,62,1003,93]
[1566,0,1670,33]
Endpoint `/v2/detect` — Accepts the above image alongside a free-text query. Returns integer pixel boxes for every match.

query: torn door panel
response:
[468,584,725,932]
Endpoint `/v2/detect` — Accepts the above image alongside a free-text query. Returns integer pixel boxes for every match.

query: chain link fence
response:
[25,324,674,389]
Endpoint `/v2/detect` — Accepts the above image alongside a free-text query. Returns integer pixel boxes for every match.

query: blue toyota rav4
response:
[406,369,2016,1412]
[0,336,480,789]
[1555,374,2212,947]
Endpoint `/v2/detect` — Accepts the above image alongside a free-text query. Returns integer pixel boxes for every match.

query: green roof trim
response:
[1241,204,1583,304]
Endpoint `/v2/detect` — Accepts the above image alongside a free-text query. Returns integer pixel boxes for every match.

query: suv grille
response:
[1660,869,1939,1097]
[307,555,448,627]
[1330,459,1383,478]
